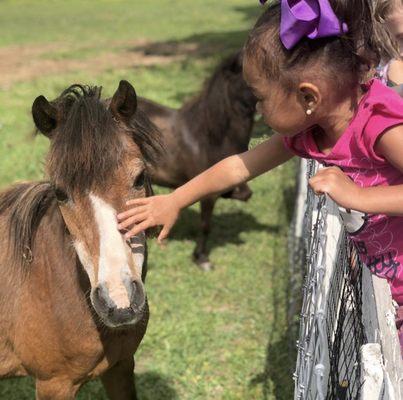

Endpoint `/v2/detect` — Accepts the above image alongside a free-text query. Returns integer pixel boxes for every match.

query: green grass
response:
[0,0,258,47]
[0,1,297,399]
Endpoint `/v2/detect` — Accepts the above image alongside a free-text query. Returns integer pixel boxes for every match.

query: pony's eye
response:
[133,171,145,190]
[54,187,69,203]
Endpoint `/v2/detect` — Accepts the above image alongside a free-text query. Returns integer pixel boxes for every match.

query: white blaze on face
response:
[87,193,144,309]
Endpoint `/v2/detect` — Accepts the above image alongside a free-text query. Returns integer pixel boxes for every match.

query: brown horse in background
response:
[139,52,257,270]
[0,81,161,399]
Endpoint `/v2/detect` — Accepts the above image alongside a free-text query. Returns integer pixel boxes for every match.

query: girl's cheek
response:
[387,10,403,38]
[256,101,263,116]
[396,33,403,52]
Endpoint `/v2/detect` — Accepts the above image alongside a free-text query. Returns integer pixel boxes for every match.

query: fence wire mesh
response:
[325,236,365,399]
[292,160,366,400]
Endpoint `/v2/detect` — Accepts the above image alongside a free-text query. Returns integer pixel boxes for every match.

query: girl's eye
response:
[133,171,145,190]
[54,187,69,203]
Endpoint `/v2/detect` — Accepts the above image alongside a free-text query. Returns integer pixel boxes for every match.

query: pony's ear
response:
[32,95,58,137]
[110,80,137,121]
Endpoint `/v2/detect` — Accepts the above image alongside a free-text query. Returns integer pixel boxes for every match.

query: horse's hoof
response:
[193,252,214,272]
[197,261,214,272]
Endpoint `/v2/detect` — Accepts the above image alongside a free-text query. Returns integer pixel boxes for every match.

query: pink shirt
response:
[284,80,403,304]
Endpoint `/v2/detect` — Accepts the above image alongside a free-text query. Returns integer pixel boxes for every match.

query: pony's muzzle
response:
[92,279,146,327]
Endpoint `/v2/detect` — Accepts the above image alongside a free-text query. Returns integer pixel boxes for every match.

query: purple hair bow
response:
[260,0,348,50]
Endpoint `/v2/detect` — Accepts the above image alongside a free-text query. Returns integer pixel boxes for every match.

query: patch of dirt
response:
[0,40,185,89]
[133,40,223,58]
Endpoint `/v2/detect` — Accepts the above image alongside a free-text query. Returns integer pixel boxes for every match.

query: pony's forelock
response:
[47,84,162,193]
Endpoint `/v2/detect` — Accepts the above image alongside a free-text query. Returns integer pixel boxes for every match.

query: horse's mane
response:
[0,182,57,267]
[47,84,161,192]
[181,52,256,145]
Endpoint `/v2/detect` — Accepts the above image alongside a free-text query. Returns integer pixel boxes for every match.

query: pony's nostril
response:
[129,280,145,310]
[93,284,115,311]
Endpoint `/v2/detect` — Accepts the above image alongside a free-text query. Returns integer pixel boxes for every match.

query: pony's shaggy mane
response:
[0,182,57,267]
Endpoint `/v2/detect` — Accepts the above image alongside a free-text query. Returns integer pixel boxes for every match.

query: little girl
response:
[376,0,403,90]
[118,0,403,306]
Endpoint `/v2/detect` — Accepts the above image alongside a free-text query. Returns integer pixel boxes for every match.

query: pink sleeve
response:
[363,94,403,162]
[283,133,312,159]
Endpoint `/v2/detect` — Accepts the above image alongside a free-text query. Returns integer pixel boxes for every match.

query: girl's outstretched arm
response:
[117,133,294,242]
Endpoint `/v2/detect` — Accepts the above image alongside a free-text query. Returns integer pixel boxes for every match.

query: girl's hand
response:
[309,166,362,210]
[117,193,181,243]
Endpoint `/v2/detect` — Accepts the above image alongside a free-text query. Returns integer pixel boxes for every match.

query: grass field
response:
[0,1,297,399]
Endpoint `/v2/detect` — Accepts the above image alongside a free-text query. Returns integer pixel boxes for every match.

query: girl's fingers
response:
[126,198,149,206]
[117,205,148,220]
[312,184,327,195]
[309,177,326,195]
[310,168,331,181]
[118,212,149,230]
[308,175,321,184]
[157,225,171,244]
[124,221,151,239]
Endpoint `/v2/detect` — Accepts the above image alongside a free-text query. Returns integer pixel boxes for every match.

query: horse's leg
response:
[193,198,215,271]
[36,378,78,400]
[101,357,137,400]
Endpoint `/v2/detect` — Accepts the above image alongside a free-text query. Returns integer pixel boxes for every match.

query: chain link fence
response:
[290,160,403,399]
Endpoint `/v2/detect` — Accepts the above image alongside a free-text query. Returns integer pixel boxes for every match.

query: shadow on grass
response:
[249,165,299,399]
[171,207,280,249]
[234,4,264,22]
[249,273,297,400]
[137,371,178,400]
[249,333,296,400]
[248,239,297,400]
[132,29,249,60]
[282,164,298,227]
[130,4,261,62]
[78,371,177,400]
[0,371,177,400]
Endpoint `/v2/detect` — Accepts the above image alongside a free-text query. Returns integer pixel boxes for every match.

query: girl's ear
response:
[32,95,58,137]
[298,83,321,114]
[110,80,137,122]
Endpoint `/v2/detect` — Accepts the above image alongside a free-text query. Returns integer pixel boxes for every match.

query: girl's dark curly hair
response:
[245,0,399,91]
